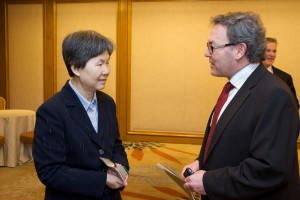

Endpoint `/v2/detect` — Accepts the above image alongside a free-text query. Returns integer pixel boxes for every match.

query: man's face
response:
[262,42,277,67]
[204,24,236,78]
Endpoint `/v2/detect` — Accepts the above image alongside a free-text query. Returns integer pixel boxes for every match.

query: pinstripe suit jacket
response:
[33,82,129,200]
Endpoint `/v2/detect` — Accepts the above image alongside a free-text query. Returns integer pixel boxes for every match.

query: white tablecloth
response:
[0,109,35,167]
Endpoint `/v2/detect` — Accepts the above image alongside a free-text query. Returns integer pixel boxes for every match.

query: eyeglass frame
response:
[207,43,237,54]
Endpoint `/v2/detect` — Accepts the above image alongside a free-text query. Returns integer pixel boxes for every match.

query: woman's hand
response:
[106,168,128,189]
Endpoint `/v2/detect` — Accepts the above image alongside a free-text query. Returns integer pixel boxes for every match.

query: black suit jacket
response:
[33,82,129,200]
[272,66,299,107]
[198,65,299,200]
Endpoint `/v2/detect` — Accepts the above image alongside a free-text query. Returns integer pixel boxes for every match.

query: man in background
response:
[262,37,299,107]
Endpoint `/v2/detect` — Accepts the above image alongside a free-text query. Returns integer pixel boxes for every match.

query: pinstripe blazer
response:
[33,81,129,200]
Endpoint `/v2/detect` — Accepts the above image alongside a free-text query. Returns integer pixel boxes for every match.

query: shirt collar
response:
[266,66,273,73]
[229,63,259,89]
[69,80,97,111]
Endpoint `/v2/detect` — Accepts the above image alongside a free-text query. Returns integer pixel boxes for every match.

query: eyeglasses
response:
[207,43,236,54]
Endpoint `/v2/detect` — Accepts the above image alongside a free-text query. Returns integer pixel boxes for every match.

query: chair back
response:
[0,136,4,145]
[0,96,6,110]
[20,131,34,144]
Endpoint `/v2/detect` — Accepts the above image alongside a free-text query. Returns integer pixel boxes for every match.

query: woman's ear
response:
[71,65,80,76]
[235,43,247,60]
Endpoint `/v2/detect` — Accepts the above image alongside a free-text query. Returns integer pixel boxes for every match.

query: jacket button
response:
[104,188,110,194]
[99,149,104,155]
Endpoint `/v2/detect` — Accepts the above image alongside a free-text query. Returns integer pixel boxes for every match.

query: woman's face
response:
[76,51,111,93]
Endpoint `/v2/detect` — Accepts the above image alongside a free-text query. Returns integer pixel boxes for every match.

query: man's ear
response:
[71,65,80,76]
[235,43,247,60]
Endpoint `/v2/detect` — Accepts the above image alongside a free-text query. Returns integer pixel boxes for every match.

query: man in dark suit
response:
[262,37,299,107]
[33,30,129,200]
[182,12,299,200]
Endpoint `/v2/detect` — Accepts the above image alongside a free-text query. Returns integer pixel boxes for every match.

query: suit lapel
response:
[96,91,107,141]
[204,65,267,162]
[61,82,102,146]
[272,66,279,76]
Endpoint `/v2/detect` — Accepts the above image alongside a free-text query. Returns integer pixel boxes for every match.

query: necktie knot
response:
[223,82,234,95]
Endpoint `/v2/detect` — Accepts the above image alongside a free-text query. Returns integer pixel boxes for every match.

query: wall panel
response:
[2,0,299,143]
[7,4,43,111]
[131,1,216,134]
[130,0,300,137]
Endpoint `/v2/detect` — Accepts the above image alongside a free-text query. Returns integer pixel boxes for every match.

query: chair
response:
[19,131,34,164]
[20,131,34,144]
[0,96,6,110]
[0,136,4,145]
[0,136,5,164]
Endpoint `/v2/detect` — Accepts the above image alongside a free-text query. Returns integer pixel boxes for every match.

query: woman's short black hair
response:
[62,30,114,77]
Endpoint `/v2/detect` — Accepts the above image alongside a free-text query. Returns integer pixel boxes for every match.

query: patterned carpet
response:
[121,142,201,200]
[0,141,202,200]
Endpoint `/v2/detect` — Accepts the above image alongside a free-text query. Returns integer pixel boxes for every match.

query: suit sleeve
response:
[108,97,129,171]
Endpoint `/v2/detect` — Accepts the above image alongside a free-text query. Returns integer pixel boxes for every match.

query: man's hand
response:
[181,160,199,177]
[183,170,206,195]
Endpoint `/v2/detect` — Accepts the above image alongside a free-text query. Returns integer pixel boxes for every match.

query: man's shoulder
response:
[272,66,292,78]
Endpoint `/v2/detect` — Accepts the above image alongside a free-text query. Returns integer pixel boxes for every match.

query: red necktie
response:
[204,82,234,160]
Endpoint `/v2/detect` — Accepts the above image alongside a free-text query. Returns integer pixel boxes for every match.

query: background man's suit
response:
[272,66,299,107]
[33,82,129,200]
[198,64,299,200]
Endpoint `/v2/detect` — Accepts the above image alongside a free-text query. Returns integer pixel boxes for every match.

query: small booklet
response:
[157,163,197,200]
[100,157,128,181]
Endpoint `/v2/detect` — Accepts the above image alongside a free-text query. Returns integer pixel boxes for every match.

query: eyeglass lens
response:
[207,43,213,54]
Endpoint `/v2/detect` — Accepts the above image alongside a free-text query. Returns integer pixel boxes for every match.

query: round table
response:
[0,109,36,167]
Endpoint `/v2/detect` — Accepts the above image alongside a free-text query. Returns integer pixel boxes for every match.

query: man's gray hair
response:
[211,12,266,63]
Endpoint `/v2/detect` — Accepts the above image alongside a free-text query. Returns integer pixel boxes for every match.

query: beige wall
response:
[7,4,43,111]
[130,0,300,134]
[5,0,300,139]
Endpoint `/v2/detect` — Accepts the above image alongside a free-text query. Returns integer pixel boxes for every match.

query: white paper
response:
[157,163,197,200]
